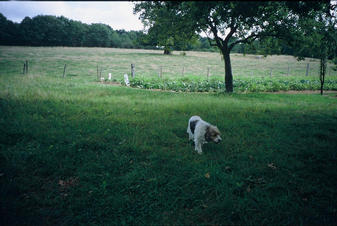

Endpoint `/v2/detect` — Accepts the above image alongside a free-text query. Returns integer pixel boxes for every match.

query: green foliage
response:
[0,13,148,49]
[0,13,21,45]
[134,2,198,54]
[240,38,294,57]
[0,13,219,52]
[291,7,336,61]
[84,23,112,47]
[287,2,337,94]
[124,76,337,93]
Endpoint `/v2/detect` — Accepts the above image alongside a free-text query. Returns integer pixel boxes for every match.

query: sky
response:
[0,1,144,31]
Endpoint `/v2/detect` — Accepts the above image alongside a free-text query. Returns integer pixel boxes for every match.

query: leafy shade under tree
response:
[134,1,330,92]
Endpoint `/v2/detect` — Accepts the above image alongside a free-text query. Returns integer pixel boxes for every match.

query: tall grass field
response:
[1,46,337,225]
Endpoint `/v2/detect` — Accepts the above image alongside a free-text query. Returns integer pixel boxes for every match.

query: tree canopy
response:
[134,2,198,54]
[2,11,324,56]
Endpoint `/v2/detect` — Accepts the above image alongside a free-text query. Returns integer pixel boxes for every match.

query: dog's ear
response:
[214,126,221,135]
[205,126,212,142]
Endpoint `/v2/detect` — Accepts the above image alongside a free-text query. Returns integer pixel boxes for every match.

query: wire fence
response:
[95,59,337,81]
[6,53,337,82]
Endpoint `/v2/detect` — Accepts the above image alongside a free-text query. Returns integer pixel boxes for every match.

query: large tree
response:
[134,1,329,92]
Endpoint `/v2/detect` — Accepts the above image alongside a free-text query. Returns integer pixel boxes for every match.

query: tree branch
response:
[208,20,224,50]
[228,32,279,51]
[224,25,237,44]
[228,33,257,50]
[203,30,218,47]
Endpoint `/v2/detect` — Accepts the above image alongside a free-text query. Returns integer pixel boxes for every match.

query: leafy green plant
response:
[124,76,337,93]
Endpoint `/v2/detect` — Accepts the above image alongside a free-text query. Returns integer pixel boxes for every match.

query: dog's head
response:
[205,125,222,144]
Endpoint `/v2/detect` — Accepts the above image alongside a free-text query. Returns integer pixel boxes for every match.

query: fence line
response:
[10,58,337,81]
[97,63,336,81]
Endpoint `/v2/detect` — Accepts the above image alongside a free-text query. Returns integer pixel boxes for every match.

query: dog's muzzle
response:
[215,138,222,144]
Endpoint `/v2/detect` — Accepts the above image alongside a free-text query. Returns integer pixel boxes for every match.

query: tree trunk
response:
[320,57,326,95]
[164,46,171,55]
[164,49,171,55]
[222,50,233,93]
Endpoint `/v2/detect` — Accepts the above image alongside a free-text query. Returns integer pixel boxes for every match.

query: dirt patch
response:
[98,81,121,86]
[143,89,337,95]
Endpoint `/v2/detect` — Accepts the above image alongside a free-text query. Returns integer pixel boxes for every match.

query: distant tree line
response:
[0,12,328,58]
[0,13,213,51]
[0,13,146,49]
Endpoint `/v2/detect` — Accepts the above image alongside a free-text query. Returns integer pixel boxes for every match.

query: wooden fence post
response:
[131,64,135,78]
[159,66,162,78]
[25,60,28,74]
[207,67,210,81]
[23,62,26,74]
[305,63,310,76]
[287,63,290,76]
[63,64,67,78]
[97,65,99,80]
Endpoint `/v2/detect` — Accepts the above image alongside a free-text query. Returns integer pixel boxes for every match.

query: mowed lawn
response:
[1,47,337,225]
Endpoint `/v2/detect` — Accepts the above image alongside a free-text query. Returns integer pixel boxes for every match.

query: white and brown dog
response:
[187,116,222,154]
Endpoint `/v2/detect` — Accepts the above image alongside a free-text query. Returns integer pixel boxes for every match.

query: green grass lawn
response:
[1,46,337,225]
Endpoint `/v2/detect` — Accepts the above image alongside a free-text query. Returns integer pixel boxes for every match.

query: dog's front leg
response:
[188,132,194,141]
[194,141,203,155]
[187,126,194,141]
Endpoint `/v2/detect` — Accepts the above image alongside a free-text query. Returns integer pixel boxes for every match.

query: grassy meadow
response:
[1,46,337,81]
[1,46,337,225]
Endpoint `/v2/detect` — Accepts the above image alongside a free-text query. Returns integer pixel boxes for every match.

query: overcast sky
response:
[0,1,144,31]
